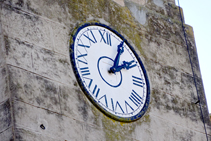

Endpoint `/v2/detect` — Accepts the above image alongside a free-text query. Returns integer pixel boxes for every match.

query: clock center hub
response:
[97,56,122,87]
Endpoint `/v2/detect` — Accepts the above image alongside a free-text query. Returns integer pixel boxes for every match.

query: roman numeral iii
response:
[132,75,145,87]
[80,67,90,76]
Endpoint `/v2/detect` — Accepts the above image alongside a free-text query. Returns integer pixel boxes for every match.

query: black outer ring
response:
[70,22,150,122]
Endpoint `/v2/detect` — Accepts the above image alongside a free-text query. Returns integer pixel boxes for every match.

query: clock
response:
[70,23,150,122]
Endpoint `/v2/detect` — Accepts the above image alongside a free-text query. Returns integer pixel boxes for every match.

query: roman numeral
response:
[111,98,114,111]
[99,30,111,46]
[82,77,100,98]
[129,90,143,107]
[125,101,134,113]
[98,95,108,107]
[132,75,145,87]
[87,78,93,88]
[115,101,124,113]
[83,30,97,44]
[106,32,111,46]
[93,85,100,98]
[82,77,93,89]
[78,44,90,48]
[77,53,87,58]
[77,53,88,64]
[80,67,90,76]
[77,38,90,49]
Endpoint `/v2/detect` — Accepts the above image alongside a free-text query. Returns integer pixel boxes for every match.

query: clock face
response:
[70,23,150,122]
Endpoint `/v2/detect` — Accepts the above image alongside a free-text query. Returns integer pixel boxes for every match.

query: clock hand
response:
[123,60,137,70]
[111,60,136,73]
[109,41,124,73]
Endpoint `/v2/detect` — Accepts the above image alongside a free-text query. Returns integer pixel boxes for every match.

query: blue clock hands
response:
[109,41,124,73]
[116,60,137,71]
[109,41,136,73]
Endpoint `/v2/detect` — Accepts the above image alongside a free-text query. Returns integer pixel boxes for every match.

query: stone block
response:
[60,84,87,122]
[101,116,137,140]
[13,101,63,138]
[146,13,185,45]
[147,60,197,102]
[60,83,106,126]
[171,125,208,141]
[1,3,53,50]
[59,115,84,141]
[133,114,172,141]
[141,35,192,75]
[164,2,182,22]
[150,88,205,132]
[5,37,33,71]
[133,113,208,141]
[32,47,74,85]
[3,34,74,85]
[13,101,84,140]
[0,100,12,133]
[50,22,69,56]
[8,66,61,113]
[145,60,207,131]
[2,0,74,26]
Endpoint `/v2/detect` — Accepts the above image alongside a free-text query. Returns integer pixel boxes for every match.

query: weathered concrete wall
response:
[0,3,13,140]
[0,0,210,140]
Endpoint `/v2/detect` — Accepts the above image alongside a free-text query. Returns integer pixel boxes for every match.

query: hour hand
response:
[109,41,124,73]
[113,41,124,68]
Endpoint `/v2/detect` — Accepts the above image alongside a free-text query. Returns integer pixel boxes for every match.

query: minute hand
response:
[109,41,124,73]
[112,60,136,73]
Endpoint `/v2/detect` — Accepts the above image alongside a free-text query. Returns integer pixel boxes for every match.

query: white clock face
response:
[71,23,150,121]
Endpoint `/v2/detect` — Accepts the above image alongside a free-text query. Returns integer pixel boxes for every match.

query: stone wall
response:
[0,0,210,140]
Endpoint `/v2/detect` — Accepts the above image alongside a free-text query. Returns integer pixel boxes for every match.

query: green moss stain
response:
[185,25,195,39]
[68,0,146,59]
[100,108,151,141]
[58,59,70,65]
[140,114,151,123]
[55,0,109,21]
[102,115,136,141]
[107,1,146,58]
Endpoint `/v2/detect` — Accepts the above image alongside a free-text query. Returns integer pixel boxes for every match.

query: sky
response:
[176,0,211,113]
